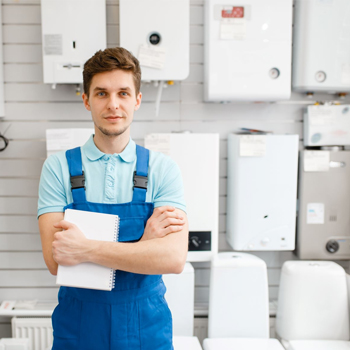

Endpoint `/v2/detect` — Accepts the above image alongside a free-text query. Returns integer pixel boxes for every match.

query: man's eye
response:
[97,92,105,96]
[120,92,128,96]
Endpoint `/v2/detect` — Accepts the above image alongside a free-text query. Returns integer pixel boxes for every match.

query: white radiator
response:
[11,317,53,350]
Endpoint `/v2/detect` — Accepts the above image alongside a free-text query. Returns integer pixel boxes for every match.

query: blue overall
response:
[51,145,173,350]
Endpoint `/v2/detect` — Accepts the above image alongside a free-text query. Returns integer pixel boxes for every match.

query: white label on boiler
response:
[138,45,166,70]
[220,18,246,40]
[304,151,330,172]
[307,203,325,224]
[144,134,171,156]
[308,106,335,126]
[239,135,266,157]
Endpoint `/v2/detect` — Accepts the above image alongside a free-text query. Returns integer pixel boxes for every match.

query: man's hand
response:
[52,220,93,266]
[141,206,185,241]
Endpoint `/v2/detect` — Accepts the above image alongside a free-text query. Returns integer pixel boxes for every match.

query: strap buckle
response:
[133,171,148,190]
[70,171,85,190]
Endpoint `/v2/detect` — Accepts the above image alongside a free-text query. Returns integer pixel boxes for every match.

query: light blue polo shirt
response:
[38,135,186,217]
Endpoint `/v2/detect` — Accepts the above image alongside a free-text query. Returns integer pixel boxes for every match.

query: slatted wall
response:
[0,0,349,338]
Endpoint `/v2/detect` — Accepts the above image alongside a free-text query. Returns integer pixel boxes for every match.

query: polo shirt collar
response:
[83,135,136,163]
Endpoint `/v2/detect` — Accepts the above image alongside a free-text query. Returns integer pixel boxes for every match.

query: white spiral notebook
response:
[56,209,119,291]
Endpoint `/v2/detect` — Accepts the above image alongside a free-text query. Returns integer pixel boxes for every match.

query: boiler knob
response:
[315,71,326,83]
[326,240,339,254]
[191,236,200,248]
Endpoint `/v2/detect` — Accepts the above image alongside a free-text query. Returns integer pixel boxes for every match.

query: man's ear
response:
[134,92,142,111]
[82,93,91,111]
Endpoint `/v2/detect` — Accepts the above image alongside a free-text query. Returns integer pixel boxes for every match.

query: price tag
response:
[308,106,336,126]
[145,134,171,156]
[138,45,166,70]
[240,135,266,157]
[304,151,330,172]
[220,18,246,40]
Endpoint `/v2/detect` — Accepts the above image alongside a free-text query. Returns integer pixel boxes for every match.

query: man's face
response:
[82,69,141,138]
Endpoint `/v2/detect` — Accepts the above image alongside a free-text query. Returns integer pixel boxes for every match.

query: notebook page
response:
[56,209,119,291]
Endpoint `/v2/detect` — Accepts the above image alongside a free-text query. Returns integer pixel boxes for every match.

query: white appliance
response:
[204,0,292,101]
[163,263,195,337]
[276,261,350,350]
[0,339,31,350]
[40,0,106,86]
[11,317,53,350]
[46,129,94,157]
[304,105,350,146]
[293,0,350,94]
[226,134,299,251]
[203,252,284,350]
[119,0,190,82]
[296,150,350,260]
[145,133,219,262]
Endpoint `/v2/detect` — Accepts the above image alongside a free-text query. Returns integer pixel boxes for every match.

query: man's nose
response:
[107,95,120,110]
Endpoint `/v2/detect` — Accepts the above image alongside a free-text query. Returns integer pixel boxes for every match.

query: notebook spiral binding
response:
[109,216,120,290]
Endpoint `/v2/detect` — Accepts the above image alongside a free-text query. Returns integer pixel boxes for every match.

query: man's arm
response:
[87,208,188,274]
[38,212,64,275]
[40,206,188,275]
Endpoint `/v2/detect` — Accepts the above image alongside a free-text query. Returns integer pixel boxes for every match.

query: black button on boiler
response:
[149,32,161,45]
[326,240,339,254]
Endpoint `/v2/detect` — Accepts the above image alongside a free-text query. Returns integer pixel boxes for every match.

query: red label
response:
[222,7,244,18]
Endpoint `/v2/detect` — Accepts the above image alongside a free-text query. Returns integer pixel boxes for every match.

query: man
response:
[38,47,188,350]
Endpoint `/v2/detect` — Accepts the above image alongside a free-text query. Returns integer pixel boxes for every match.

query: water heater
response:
[226,134,299,251]
[120,0,190,81]
[145,133,219,262]
[293,0,350,93]
[41,0,106,86]
[304,104,350,146]
[204,0,292,101]
[297,150,350,259]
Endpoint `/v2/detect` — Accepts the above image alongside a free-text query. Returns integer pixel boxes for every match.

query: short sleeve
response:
[153,157,187,213]
[37,155,68,218]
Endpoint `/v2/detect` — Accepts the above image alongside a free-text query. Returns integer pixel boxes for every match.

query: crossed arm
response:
[39,206,188,276]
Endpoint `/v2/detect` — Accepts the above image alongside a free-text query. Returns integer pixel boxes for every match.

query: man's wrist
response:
[83,239,102,263]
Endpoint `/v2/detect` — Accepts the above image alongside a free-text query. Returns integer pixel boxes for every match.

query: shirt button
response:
[110,166,114,171]
[108,181,113,187]
[104,155,110,161]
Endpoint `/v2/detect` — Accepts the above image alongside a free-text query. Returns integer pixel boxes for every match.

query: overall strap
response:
[132,145,149,202]
[66,147,87,203]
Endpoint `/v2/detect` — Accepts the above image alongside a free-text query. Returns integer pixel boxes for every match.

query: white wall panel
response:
[0,160,44,177]
[0,288,58,301]
[0,234,41,251]
[190,45,204,64]
[2,5,41,24]
[4,63,42,82]
[0,252,45,269]
[0,271,55,287]
[0,179,39,195]
[0,141,45,158]
[0,198,38,215]
[3,44,42,63]
[0,216,38,233]
[3,25,41,44]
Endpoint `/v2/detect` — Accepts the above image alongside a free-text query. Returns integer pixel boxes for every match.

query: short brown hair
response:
[83,47,141,97]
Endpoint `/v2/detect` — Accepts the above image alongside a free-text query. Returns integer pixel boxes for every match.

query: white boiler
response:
[304,104,350,146]
[120,0,190,82]
[204,0,293,101]
[226,134,299,251]
[40,0,106,86]
[293,0,350,94]
[145,133,219,262]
